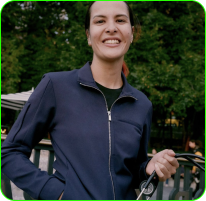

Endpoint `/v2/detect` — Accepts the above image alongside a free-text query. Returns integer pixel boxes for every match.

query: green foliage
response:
[125,1,205,119]
[1,38,24,93]
[1,1,92,91]
[1,1,205,136]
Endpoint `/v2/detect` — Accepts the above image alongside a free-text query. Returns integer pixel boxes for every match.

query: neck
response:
[91,56,124,89]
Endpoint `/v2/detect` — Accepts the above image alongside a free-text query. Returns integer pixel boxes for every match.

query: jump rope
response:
[136,153,205,200]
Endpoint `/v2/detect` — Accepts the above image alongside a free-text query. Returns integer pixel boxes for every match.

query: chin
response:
[102,51,125,60]
[93,51,125,62]
[102,55,124,62]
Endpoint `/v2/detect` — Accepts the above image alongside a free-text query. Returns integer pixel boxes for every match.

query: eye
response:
[96,20,104,24]
[117,19,125,23]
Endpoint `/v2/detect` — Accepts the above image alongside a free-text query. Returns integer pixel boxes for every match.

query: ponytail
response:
[122,61,129,77]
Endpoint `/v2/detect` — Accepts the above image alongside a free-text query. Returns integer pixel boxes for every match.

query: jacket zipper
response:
[80,83,115,199]
[80,83,137,200]
[107,110,114,199]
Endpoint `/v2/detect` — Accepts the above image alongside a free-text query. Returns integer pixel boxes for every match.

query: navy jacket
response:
[1,62,152,200]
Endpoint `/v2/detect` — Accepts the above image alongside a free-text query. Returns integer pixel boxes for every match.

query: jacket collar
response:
[77,62,138,100]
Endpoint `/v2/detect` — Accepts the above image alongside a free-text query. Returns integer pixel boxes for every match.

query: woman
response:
[1,2,179,200]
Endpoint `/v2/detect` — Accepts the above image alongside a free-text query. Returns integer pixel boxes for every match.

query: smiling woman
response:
[1,1,179,200]
[85,1,137,79]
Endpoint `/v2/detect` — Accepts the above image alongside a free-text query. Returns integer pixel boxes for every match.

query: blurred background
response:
[1,1,205,153]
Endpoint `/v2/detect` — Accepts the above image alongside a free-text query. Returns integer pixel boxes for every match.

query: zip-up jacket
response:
[1,62,153,200]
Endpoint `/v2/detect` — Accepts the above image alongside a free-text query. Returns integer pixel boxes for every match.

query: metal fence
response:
[1,136,205,200]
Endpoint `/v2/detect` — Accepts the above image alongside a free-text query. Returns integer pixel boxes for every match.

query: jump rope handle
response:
[137,153,205,200]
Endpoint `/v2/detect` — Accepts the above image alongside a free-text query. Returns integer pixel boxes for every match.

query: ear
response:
[131,26,134,43]
[86,29,92,46]
[131,35,133,43]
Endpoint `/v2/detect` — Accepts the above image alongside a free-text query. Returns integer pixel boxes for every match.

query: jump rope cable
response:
[136,153,205,200]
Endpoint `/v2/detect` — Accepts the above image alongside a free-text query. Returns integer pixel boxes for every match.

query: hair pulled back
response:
[85,1,141,77]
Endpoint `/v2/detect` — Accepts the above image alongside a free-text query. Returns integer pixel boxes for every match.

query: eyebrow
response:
[92,14,129,19]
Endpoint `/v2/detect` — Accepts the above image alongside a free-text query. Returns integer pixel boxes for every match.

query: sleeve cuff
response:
[139,159,151,182]
[39,177,65,200]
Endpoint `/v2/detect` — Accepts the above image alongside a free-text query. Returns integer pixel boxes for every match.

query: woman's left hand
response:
[146,149,179,181]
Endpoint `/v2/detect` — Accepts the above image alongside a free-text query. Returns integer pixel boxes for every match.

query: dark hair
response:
[190,139,196,143]
[195,140,203,148]
[84,1,140,77]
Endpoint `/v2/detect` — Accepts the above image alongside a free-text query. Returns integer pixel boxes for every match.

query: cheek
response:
[125,32,132,42]
[90,32,101,45]
[89,26,103,40]
[127,33,132,43]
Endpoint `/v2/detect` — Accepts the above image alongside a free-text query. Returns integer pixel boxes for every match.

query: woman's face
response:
[87,1,134,62]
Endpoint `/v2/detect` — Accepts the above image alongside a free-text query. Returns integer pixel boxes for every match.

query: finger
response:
[161,156,178,176]
[157,157,172,172]
[155,163,167,182]
[167,149,176,157]
[163,154,179,169]
[156,161,171,178]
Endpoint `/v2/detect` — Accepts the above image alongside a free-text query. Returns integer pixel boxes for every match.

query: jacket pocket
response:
[117,118,143,132]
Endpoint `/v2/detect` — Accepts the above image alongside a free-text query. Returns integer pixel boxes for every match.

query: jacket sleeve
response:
[135,104,153,187]
[1,74,64,200]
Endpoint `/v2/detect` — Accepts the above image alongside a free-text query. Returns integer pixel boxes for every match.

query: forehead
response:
[90,1,129,18]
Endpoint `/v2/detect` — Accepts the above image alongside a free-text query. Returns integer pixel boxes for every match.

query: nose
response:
[105,20,117,33]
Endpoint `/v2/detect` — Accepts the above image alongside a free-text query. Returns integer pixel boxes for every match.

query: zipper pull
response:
[108,111,112,121]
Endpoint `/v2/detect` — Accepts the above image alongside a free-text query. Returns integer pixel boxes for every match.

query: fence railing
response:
[1,135,205,200]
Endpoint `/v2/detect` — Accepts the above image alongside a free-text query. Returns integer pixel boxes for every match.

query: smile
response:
[103,40,120,44]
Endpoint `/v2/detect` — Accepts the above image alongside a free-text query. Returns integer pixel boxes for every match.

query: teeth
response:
[104,40,120,44]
